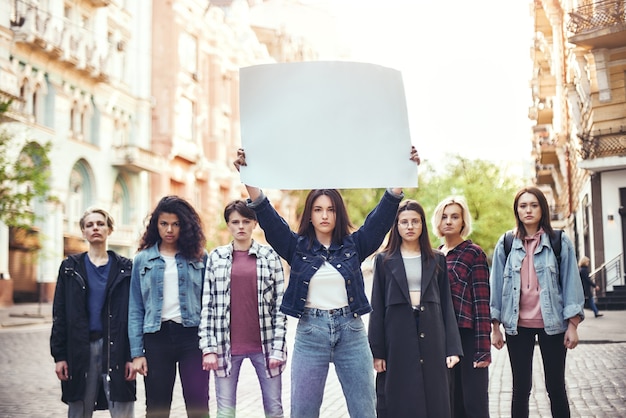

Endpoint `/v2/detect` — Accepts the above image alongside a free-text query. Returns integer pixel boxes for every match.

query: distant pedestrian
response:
[199,200,287,418]
[128,196,209,418]
[433,196,491,417]
[490,186,585,418]
[579,256,602,318]
[368,200,462,418]
[50,207,136,418]
[233,146,420,418]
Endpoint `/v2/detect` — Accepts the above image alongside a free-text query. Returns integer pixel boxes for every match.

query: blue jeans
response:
[290,307,375,418]
[506,327,570,418]
[68,339,134,418]
[143,321,209,418]
[215,352,283,418]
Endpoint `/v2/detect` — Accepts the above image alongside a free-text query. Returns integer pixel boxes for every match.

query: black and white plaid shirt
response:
[199,240,287,378]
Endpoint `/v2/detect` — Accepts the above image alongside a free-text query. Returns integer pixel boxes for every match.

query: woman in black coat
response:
[50,208,136,417]
[368,200,463,418]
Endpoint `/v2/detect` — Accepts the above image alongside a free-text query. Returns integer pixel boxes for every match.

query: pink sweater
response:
[518,229,544,328]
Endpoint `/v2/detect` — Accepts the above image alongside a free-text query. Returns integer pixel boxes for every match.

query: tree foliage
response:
[0,101,52,228]
[286,154,525,258]
[408,154,525,257]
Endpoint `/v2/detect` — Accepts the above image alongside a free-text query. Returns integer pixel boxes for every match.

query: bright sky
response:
[286,0,535,167]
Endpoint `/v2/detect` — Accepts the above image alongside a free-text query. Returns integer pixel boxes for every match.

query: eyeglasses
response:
[398,220,422,228]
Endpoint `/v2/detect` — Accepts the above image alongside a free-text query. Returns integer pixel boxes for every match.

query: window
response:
[177,96,195,142]
[68,162,92,231]
[178,32,198,75]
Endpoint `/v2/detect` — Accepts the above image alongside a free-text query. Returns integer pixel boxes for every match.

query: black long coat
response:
[368,251,463,418]
[50,251,136,408]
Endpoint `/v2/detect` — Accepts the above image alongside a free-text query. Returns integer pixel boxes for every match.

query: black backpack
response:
[503,230,563,274]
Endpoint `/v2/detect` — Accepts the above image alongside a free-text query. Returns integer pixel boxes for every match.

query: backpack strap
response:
[503,230,514,260]
[551,230,562,269]
[504,229,563,283]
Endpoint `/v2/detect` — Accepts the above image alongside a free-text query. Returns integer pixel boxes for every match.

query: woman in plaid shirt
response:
[199,200,287,418]
[433,196,491,417]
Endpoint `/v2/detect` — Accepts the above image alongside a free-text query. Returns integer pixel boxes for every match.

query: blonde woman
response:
[432,196,491,417]
[579,256,602,318]
[51,208,135,418]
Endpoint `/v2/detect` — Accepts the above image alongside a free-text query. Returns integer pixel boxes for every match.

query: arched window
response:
[112,176,130,226]
[68,161,93,232]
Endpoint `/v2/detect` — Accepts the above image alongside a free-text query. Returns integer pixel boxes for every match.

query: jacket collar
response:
[386,251,436,305]
[216,240,262,258]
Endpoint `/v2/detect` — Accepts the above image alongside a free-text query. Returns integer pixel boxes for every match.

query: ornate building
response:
[0,0,322,304]
[530,0,625,290]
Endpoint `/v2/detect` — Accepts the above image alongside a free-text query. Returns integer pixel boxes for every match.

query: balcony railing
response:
[579,130,626,160]
[10,2,112,81]
[111,145,164,173]
[567,0,625,34]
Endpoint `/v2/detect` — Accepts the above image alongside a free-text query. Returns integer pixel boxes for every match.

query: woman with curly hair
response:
[129,196,209,418]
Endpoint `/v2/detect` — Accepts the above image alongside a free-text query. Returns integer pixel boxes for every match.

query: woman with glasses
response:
[368,200,462,418]
[433,196,491,417]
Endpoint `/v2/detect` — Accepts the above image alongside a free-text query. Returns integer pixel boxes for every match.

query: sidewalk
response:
[2,303,625,417]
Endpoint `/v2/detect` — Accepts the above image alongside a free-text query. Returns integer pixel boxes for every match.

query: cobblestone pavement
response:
[1,318,626,417]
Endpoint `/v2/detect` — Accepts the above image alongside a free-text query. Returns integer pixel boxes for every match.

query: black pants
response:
[143,321,209,418]
[506,327,570,418]
[449,328,489,417]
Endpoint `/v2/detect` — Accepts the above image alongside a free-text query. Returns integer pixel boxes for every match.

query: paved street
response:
[1,303,625,417]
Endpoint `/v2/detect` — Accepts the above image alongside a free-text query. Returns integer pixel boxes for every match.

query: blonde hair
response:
[431,196,473,239]
[79,207,115,232]
[579,256,590,268]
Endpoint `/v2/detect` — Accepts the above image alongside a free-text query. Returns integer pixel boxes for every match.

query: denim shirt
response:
[128,243,207,358]
[490,231,584,336]
[249,189,402,318]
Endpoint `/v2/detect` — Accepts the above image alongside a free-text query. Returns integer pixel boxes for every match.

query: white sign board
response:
[239,61,416,189]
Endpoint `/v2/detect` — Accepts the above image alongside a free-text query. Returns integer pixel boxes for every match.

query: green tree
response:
[408,154,525,257]
[0,101,51,228]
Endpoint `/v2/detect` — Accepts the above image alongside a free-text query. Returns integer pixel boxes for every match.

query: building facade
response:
[0,0,321,305]
[530,0,626,290]
[0,0,154,303]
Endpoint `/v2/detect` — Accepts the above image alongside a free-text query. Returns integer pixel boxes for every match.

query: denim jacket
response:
[490,230,584,336]
[128,243,207,358]
[249,189,402,318]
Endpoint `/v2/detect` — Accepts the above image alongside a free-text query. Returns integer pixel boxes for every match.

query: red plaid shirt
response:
[441,240,491,363]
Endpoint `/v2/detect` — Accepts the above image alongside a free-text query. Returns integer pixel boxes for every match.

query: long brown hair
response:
[383,200,434,264]
[513,186,554,238]
[297,189,353,246]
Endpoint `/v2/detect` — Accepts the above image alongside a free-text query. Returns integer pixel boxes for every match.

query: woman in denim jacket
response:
[490,187,584,418]
[233,147,419,418]
[128,196,209,418]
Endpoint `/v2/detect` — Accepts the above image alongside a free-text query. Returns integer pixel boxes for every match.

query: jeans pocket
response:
[347,316,365,332]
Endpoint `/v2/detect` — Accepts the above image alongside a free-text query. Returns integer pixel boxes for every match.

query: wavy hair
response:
[138,195,206,260]
[297,189,353,246]
[383,200,434,264]
[513,186,554,238]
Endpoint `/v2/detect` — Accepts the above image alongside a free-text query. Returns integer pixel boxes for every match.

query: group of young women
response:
[51,145,585,418]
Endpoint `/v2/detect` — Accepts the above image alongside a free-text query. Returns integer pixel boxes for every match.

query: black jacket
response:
[369,251,463,418]
[50,251,136,408]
